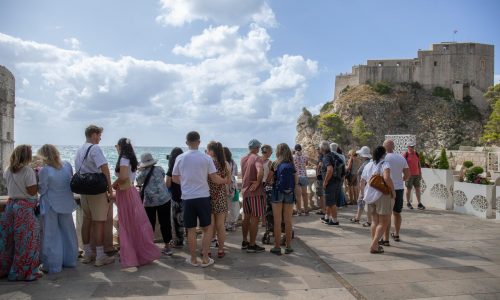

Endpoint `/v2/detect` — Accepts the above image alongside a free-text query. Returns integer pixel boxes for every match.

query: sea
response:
[32,145,259,179]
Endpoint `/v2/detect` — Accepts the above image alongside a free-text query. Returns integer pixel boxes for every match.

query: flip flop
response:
[391,233,400,242]
[370,246,384,254]
[185,258,199,267]
[201,257,215,268]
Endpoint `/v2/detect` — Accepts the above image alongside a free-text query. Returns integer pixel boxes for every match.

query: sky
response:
[0,0,499,147]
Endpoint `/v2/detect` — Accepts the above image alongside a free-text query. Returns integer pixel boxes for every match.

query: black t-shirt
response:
[321,152,342,183]
[166,167,182,202]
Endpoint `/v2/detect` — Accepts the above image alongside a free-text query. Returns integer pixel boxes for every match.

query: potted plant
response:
[453,164,495,219]
[420,148,454,210]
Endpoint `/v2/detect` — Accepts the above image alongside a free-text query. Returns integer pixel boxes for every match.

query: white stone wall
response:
[421,168,454,210]
[385,134,416,155]
[453,182,495,219]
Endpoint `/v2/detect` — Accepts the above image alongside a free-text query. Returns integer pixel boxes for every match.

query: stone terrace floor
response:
[1,206,500,300]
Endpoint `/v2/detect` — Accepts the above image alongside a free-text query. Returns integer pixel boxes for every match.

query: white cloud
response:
[0,29,316,146]
[156,0,276,27]
[64,37,80,50]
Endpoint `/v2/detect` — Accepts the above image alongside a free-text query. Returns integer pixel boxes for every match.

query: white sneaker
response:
[94,255,115,267]
[80,254,95,264]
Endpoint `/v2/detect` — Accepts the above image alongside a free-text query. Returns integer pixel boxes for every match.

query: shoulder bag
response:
[139,166,155,202]
[368,161,391,194]
[70,145,108,195]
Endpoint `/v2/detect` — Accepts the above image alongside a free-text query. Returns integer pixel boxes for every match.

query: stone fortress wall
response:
[0,66,15,195]
[334,42,494,113]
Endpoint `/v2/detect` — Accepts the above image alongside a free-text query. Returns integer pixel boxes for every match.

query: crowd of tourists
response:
[0,124,425,281]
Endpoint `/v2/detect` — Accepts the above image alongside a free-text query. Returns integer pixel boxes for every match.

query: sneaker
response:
[162,247,173,256]
[211,239,219,249]
[407,203,414,209]
[241,241,249,250]
[80,254,95,264]
[418,203,426,210]
[94,255,115,267]
[326,220,340,226]
[285,247,294,254]
[320,216,327,223]
[270,247,282,255]
[246,244,265,253]
[362,222,371,227]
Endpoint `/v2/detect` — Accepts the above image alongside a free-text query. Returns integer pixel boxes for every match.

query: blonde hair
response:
[37,144,62,169]
[275,143,293,165]
[9,145,33,173]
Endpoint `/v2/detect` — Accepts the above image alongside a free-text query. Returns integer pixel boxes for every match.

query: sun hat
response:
[356,146,372,158]
[248,139,262,149]
[139,153,158,168]
[406,142,416,147]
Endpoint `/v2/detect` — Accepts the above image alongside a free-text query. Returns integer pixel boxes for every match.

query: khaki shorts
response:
[366,194,394,216]
[81,193,110,221]
[405,175,421,189]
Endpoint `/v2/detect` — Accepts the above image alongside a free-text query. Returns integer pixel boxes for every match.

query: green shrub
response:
[351,116,374,146]
[307,115,320,128]
[372,82,392,95]
[459,101,481,121]
[432,86,454,100]
[318,113,349,145]
[320,102,333,113]
[437,148,449,169]
[418,151,426,167]
[341,85,350,94]
[411,81,422,89]
[465,166,488,184]
[463,161,473,168]
[463,95,472,102]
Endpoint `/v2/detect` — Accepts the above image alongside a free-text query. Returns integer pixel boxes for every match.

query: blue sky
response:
[0,0,499,147]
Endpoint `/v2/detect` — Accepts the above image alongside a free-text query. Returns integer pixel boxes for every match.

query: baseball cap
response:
[248,139,262,149]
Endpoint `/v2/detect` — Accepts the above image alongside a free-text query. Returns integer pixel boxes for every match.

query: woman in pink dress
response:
[112,138,160,268]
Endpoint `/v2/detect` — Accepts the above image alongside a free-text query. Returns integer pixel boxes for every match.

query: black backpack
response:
[328,152,346,180]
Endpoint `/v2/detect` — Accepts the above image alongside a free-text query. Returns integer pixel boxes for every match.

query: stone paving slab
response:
[294,206,500,300]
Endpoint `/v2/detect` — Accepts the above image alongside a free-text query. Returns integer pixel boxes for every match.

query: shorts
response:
[80,193,110,221]
[393,189,404,213]
[324,180,341,207]
[366,194,394,216]
[182,197,212,229]
[271,190,295,204]
[406,175,421,189]
[243,195,265,218]
[298,176,309,187]
[315,179,324,196]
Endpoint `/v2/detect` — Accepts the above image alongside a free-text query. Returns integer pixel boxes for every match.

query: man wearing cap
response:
[172,131,230,267]
[293,144,309,215]
[320,141,343,225]
[240,139,266,253]
[382,140,410,244]
[404,142,426,210]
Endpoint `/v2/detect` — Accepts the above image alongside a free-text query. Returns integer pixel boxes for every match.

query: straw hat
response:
[139,153,158,168]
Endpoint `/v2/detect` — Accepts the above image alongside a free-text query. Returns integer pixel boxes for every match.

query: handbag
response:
[70,145,108,195]
[368,161,391,194]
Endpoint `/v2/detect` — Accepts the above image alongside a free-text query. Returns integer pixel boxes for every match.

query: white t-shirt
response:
[361,160,390,204]
[4,166,37,199]
[172,149,217,200]
[384,153,409,190]
[75,143,108,174]
[115,158,136,183]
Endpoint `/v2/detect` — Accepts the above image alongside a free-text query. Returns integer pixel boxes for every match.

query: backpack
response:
[329,152,346,180]
[275,162,295,194]
[403,151,421,167]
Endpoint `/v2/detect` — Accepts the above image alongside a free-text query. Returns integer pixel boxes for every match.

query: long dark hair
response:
[207,141,227,176]
[223,147,233,164]
[115,138,138,173]
[168,147,184,173]
[373,146,386,164]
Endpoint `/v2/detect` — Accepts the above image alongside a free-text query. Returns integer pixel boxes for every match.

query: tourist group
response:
[0,124,425,281]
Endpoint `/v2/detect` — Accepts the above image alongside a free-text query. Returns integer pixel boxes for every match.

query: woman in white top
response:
[112,138,160,268]
[0,145,42,281]
[360,146,395,254]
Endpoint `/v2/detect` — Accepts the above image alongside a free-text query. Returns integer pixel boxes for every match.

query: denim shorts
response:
[298,176,309,187]
[182,197,211,229]
[271,190,295,204]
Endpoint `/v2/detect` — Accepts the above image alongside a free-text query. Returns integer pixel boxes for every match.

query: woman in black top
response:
[166,147,184,247]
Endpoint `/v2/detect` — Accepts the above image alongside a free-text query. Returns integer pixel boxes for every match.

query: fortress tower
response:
[0,66,15,195]
[334,42,494,114]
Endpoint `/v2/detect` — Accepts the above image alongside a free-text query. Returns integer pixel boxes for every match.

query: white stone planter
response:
[453,182,495,219]
[420,168,454,210]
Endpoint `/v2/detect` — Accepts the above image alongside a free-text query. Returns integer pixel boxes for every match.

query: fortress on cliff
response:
[334,42,494,112]
[0,66,15,194]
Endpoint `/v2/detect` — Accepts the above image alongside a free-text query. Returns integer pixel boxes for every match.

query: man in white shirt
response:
[382,139,410,244]
[75,125,114,267]
[172,131,230,267]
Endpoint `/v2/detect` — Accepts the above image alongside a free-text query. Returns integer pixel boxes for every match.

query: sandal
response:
[349,217,360,223]
[200,257,215,268]
[378,239,390,246]
[217,250,225,258]
[362,222,371,227]
[370,246,384,254]
[391,233,400,242]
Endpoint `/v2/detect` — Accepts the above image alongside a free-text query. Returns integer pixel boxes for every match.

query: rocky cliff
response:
[296,83,485,158]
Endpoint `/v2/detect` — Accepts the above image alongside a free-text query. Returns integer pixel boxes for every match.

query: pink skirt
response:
[116,187,161,268]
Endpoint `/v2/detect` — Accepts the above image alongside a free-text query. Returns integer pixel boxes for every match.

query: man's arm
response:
[403,167,410,181]
[323,165,333,188]
[249,162,264,191]
[99,164,113,196]
[172,175,180,184]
